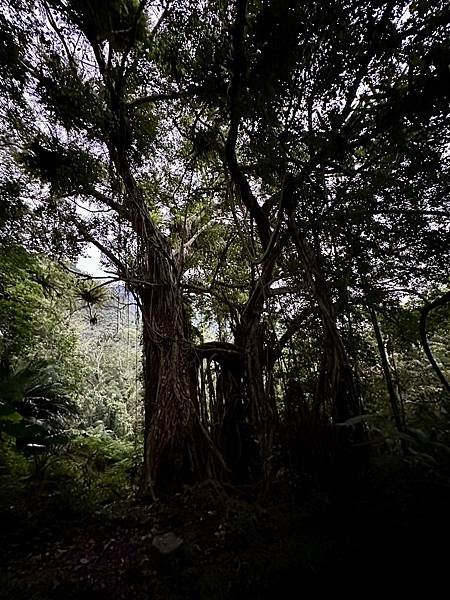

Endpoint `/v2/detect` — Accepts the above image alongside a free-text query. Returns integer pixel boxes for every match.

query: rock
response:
[152,532,183,555]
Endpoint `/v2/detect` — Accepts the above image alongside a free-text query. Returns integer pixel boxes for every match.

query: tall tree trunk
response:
[289,222,361,421]
[239,318,274,486]
[194,342,247,482]
[103,126,228,495]
[195,313,275,487]
[225,256,278,487]
[368,305,404,432]
[196,332,271,487]
[288,221,369,481]
[136,240,227,498]
[419,291,450,394]
[129,228,221,497]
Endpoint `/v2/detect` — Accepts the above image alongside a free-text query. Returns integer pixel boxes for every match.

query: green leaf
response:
[0,402,22,422]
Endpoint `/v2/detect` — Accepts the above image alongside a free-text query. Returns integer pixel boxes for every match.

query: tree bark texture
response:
[137,241,227,497]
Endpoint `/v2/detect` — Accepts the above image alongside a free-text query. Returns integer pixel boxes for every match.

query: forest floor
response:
[1,457,450,599]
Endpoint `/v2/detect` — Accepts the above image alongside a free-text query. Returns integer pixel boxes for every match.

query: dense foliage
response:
[0,1,449,596]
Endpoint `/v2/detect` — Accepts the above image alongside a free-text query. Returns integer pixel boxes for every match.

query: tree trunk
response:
[137,245,226,498]
[369,305,404,431]
[241,320,274,486]
[195,337,270,486]
[289,223,361,421]
[288,221,368,481]
[419,291,450,394]
[195,318,275,488]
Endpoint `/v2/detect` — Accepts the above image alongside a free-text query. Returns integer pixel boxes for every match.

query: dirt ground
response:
[2,469,450,599]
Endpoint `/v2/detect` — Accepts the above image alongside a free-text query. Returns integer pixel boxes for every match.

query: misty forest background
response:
[1,1,450,598]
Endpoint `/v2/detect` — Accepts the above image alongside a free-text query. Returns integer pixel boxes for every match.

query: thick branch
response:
[224,0,272,248]
[43,0,77,69]
[268,309,309,370]
[195,341,243,362]
[69,216,127,276]
[82,187,130,221]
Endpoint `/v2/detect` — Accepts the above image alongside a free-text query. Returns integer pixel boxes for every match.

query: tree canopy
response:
[0,0,449,494]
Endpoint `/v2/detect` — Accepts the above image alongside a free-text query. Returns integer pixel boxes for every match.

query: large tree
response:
[1,0,233,495]
[175,0,450,466]
[2,0,450,494]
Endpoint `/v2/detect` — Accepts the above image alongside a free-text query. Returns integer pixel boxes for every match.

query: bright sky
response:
[77,243,108,277]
